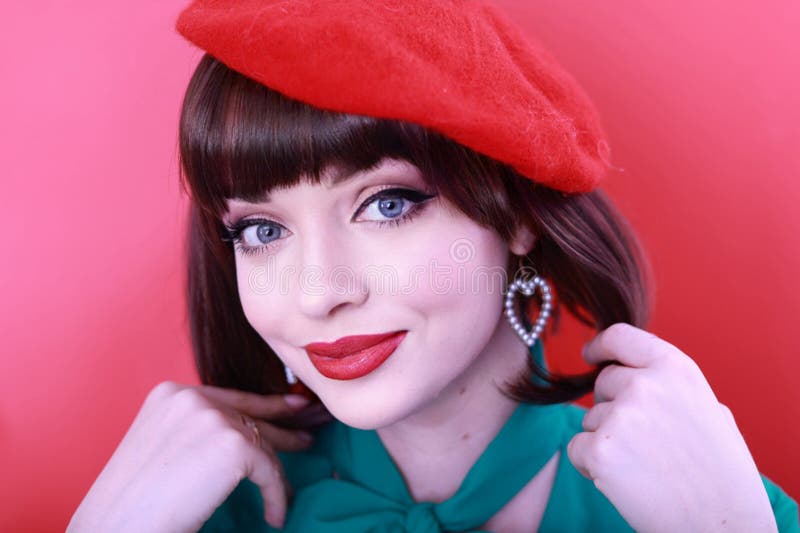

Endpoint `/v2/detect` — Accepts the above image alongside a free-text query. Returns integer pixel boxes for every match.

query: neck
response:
[375,321,531,503]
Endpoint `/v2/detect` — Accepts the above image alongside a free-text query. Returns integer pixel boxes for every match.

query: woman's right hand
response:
[67,381,330,532]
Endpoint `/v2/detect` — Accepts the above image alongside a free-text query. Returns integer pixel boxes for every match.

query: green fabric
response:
[200,339,800,532]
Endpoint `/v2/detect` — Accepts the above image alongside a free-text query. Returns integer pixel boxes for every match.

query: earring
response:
[284,364,298,385]
[504,270,552,347]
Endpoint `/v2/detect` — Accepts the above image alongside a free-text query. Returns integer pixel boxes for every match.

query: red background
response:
[1,1,797,530]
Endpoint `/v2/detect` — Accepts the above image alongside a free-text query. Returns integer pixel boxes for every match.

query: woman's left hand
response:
[566,322,778,532]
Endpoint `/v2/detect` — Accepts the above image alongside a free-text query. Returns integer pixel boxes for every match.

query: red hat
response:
[175,0,611,193]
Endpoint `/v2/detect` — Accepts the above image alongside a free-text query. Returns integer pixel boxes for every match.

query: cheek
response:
[234,256,290,339]
[395,222,509,341]
[230,213,510,360]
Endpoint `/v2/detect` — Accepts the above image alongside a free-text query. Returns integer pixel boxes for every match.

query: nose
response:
[295,227,368,319]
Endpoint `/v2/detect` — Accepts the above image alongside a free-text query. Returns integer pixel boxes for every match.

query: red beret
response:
[175,0,611,193]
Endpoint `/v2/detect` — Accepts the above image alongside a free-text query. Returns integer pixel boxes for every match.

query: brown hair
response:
[178,53,654,405]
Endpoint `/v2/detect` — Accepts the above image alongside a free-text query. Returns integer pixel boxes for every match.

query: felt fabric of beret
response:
[175,0,612,193]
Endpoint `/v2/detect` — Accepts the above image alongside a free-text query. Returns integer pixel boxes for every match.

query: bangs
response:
[178,54,437,218]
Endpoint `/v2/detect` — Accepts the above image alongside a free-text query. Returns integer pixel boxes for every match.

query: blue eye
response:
[245,222,282,245]
[222,187,437,256]
[353,187,436,225]
[221,220,288,256]
[359,194,409,221]
[377,197,404,218]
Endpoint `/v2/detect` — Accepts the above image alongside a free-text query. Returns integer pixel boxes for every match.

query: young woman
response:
[68,1,799,531]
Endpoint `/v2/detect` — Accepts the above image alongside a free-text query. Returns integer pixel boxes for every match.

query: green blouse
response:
[200,340,799,532]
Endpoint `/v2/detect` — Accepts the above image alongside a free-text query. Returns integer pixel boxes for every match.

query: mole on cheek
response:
[462,433,470,440]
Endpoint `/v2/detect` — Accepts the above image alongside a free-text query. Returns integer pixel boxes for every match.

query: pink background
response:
[2,1,798,530]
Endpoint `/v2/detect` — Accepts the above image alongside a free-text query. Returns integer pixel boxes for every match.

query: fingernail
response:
[284,394,310,409]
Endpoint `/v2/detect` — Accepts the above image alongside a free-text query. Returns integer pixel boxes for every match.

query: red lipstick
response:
[304,330,407,380]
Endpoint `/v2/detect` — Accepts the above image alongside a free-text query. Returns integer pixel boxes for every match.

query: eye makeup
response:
[221,186,437,257]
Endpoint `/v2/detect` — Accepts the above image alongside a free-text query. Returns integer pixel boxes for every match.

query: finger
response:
[566,431,595,480]
[277,403,335,429]
[593,363,637,403]
[581,401,616,432]
[199,385,310,419]
[244,442,291,528]
[254,420,315,452]
[582,322,671,368]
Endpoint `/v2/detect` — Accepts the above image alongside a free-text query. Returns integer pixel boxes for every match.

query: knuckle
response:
[171,387,211,412]
[218,427,249,454]
[595,364,615,385]
[643,329,662,343]
[609,322,633,333]
[664,351,702,381]
[605,403,634,430]
[267,451,284,476]
[597,363,624,387]
[650,337,686,365]
[582,406,602,431]
[148,380,182,402]
[625,375,651,400]
[606,322,634,339]
[648,348,670,367]
[586,436,612,474]
[680,355,703,378]
[597,323,631,353]
[195,406,231,430]
[580,413,592,432]
[598,404,618,426]
[566,435,580,463]
[593,475,609,495]
[719,402,736,423]
[642,336,672,363]
[229,459,248,484]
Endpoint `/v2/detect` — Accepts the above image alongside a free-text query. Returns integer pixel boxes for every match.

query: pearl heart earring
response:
[504,273,553,346]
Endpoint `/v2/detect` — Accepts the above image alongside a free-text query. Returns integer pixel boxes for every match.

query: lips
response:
[304,330,407,380]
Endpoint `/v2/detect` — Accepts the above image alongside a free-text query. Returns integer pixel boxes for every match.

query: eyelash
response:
[221,187,437,257]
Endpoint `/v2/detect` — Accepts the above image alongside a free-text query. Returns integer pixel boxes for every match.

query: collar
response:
[281,340,574,532]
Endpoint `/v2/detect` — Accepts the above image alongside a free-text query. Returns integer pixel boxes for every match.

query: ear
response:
[509,224,536,256]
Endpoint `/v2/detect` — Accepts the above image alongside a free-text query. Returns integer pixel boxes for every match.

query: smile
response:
[304,330,408,380]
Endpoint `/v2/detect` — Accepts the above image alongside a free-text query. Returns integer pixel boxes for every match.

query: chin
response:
[322,401,400,430]
[317,392,421,430]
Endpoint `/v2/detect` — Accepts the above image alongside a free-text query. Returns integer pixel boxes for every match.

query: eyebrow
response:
[229,158,407,203]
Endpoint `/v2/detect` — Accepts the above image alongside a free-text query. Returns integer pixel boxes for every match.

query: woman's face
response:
[224,158,528,429]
